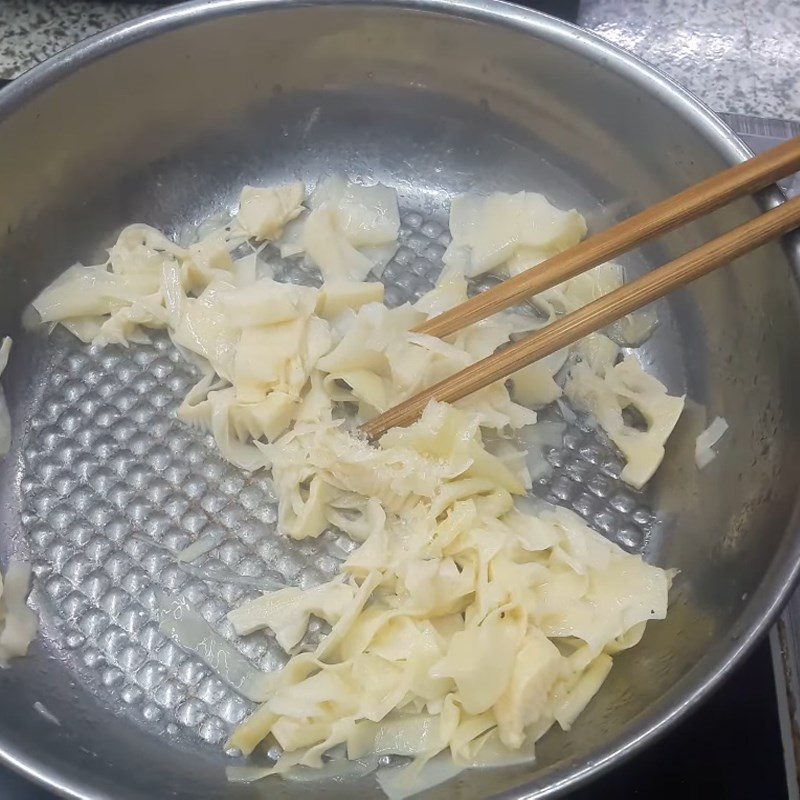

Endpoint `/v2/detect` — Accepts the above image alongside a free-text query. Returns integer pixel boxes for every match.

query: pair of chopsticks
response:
[362,136,800,440]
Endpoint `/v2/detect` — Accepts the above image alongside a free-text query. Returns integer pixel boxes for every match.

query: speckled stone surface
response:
[0,1,158,80]
[580,0,800,120]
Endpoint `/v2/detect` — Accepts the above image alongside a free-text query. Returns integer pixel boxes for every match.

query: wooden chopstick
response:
[362,194,800,440]
[415,136,800,340]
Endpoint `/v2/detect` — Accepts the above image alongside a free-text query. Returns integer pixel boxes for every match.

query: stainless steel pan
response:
[1,1,799,798]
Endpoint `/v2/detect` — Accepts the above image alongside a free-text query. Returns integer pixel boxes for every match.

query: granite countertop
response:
[1,0,799,123]
[579,0,800,120]
[0,0,158,79]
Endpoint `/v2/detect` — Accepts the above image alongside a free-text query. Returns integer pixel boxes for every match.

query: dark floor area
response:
[569,639,788,799]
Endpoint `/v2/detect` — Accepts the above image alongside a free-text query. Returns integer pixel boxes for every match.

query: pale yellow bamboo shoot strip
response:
[363,194,800,440]
[415,136,800,340]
